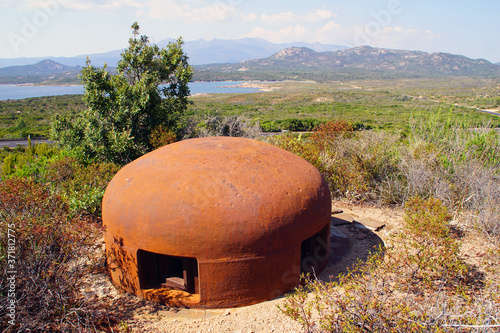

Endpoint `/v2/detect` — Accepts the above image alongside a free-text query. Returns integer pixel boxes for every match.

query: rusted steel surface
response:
[103,136,331,308]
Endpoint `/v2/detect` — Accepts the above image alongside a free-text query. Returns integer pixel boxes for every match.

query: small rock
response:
[331,213,354,225]
[354,217,385,231]
[331,207,343,214]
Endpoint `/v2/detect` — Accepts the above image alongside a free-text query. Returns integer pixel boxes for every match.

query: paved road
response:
[0,139,53,148]
[476,108,500,116]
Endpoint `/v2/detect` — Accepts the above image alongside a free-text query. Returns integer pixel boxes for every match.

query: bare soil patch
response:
[80,201,496,332]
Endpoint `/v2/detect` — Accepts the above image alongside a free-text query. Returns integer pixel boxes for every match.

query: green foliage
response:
[149,124,178,148]
[1,144,119,215]
[260,118,321,132]
[399,197,470,288]
[51,22,192,164]
[2,154,15,175]
[404,196,452,240]
[268,133,321,170]
[270,122,399,200]
[0,95,85,139]
[1,141,59,178]
[45,156,120,215]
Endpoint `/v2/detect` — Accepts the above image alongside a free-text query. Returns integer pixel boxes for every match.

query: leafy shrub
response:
[260,120,281,132]
[271,122,399,200]
[183,115,262,139]
[310,119,355,150]
[268,133,321,170]
[2,154,15,176]
[280,197,497,332]
[149,124,178,148]
[270,115,500,238]
[1,142,59,178]
[2,148,119,216]
[260,118,322,132]
[0,178,115,332]
[51,23,192,164]
[379,115,500,238]
[45,157,120,215]
[404,196,452,240]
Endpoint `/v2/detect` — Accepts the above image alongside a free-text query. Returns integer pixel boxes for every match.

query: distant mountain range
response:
[196,46,500,80]
[0,60,81,84]
[1,43,499,85]
[0,38,347,68]
[0,59,80,76]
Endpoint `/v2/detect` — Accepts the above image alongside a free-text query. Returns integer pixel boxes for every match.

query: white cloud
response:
[354,25,441,48]
[7,0,145,10]
[138,0,255,22]
[243,12,258,22]
[244,19,441,48]
[318,20,341,33]
[306,9,333,22]
[0,0,16,7]
[64,0,145,11]
[261,12,295,24]
[259,9,334,25]
[241,20,348,44]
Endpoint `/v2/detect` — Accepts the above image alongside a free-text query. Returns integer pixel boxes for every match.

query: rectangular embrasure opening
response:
[137,250,199,294]
[300,224,330,274]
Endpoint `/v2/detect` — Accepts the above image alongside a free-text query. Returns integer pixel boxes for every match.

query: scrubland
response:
[1,78,500,332]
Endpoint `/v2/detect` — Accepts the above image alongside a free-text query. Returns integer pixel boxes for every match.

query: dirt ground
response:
[80,200,411,332]
[82,201,500,333]
[82,200,495,332]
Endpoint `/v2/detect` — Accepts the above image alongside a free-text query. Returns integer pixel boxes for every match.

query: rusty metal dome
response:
[103,136,331,308]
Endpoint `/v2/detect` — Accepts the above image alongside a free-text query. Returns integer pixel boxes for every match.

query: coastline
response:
[0,80,270,100]
[218,81,283,92]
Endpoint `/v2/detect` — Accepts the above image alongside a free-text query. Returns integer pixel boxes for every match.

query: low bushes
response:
[0,144,120,332]
[260,118,322,132]
[280,197,500,332]
[182,115,262,139]
[269,120,399,200]
[0,178,115,332]
[45,156,120,215]
[270,115,500,239]
[2,143,120,215]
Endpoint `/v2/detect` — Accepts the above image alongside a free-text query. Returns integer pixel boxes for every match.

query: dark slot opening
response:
[137,250,199,294]
[300,224,330,274]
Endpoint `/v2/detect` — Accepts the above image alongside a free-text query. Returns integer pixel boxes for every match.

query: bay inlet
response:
[0,81,261,101]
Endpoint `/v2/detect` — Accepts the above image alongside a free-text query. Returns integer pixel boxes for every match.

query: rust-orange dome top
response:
[103,136,331,259]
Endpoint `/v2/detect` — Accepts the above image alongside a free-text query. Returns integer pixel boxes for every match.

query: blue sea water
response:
[0,81,260,101]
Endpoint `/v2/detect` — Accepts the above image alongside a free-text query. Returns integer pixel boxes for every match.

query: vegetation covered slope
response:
[1,65,499,332]
[194,46,500,81]
[0,60,82,85]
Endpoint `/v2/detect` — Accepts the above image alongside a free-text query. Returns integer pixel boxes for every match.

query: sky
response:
[1,0,499,63]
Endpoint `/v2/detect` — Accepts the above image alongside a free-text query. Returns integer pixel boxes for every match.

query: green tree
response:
[51,22,192,164]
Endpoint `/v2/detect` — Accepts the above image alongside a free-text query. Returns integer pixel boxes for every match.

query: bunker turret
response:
[103,136,331,308]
